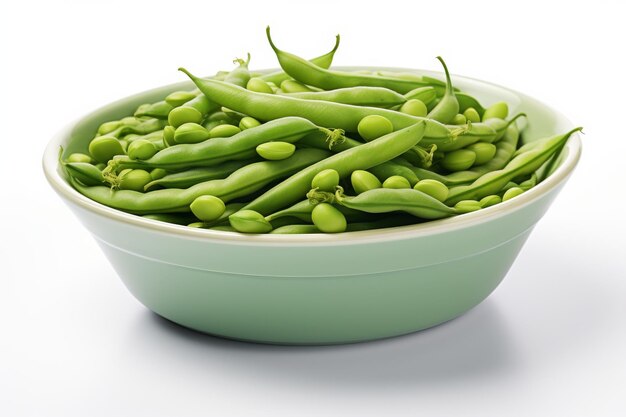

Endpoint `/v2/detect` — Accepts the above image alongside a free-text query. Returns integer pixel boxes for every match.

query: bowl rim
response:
[42,66,582,246]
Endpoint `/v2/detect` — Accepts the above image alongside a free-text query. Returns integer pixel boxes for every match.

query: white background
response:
[2,0,625,415]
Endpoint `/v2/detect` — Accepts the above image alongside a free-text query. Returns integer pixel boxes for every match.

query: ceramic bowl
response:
[43,68,582,344]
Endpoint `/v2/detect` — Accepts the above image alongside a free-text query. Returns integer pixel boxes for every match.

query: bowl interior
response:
[44,67,582,244]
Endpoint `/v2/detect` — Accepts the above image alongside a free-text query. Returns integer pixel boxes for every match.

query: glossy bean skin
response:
[311,203,347,233]
[259,34,340,85]
[63,162,105,186]
[69,148,330,214]
[190,195,226,221]
[134,100,174,119]
[144,159,251,190]
[284,86,406,108]
[165,90,198,107]
[112,117,321,171]
[266,27,444,95]
[256,141,296,160]
[351,170,382,194]
[335,188,457,219]
[229,210,273,233]
[445,127,582,205]
[270,224,321,234]
[427,57,459,124]
[224,54,252,87]
[243,121,426,215]
[180,69,453,143]
[168,95,217,128]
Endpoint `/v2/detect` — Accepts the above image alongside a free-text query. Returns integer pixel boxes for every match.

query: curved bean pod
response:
[284,86,407,108]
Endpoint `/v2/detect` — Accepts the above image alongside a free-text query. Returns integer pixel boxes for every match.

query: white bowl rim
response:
[43,67,582,246]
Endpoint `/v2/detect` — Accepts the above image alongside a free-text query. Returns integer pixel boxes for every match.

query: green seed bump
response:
[127,139,158,160]
[440,149,476,172]
[190,195,226,222]
[311,203,347,233]
[256,141,296,160]
[357,115,394,141]
[466,142,497,165]
[482,102,509,121]
[414,179,449,202]
[118,169,152,192]
[454,200,482,213]
[209,124,242,138]
[399,99,428,117]
[451,114,467,125]
[67,153,93,164]
[502,187,524,201]
[311,169,340,192]
[351,170,382,194]
[163,125,176,147]
[174,123,210,144]
[239,116,261,130]
[246,77,274,94]
[479,195,502,208]
[382,175,411,189]
[229,210,273,233]
[88,136,125,163]
[463,107,481,123]
[168,107,203,128]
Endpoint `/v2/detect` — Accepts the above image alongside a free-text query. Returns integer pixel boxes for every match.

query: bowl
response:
[43,67,582,345]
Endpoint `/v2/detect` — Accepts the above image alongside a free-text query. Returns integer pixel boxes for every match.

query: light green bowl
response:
[43,68,582,345]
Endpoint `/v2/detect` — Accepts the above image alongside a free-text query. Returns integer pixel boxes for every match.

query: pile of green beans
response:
[62,27,581,234]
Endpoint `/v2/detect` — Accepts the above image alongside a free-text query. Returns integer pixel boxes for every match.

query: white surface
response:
[1,1,625,415]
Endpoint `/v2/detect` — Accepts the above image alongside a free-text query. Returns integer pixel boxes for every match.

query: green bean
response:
[456,93,486,116]
[224,54,252,87]
[502,187,524,201]
[243,121,427,215]
[479,195,501,208]
[209,225,238,232]
[259,34,340,85]
[168,95,217,128]
[209,124,241,138]
[369,160,419,187]
[144,160,253,191]
[229,210,273,233]
[309,203,346,233]
[118,169,152,192]
[172,123,210,144]
[179,203,246,228]
[150,168,167,180]
[284,86,407,108]
[267,28,445,94]
[190,195,226,221]
[134,100,174,119]
[414,179,449,202]
[89,136,125,163]
[165,90,198,107]
[127,139,158,160]
[466,142,497,166]
[357,115,393,141]
[256,141,296,160]
[239,116,261,130]
[69,148,330,214]
[463,107,481,123]
[67,153,93,164]
[246,77,274,94]
[63,162,105,186]
[482,102,509,121]
[454,200,482,213]
[427,57,459,124]
[311,169,340,192]
[400,99,428,117]
[335,187,457,219]
[436,113,524,152]
[112,117,322,170]
[404,86,437,106]
[451,114,466,125]
[100,118,166,139]
[382,175,411,189]
[351,170,382,194]
[180,68,455,144]
[280,79,314,93]
[441,149,476,172]
[445,127,582,204]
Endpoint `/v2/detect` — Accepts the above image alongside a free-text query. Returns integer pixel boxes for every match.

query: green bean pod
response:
[426,57,459,124]
[445,127,582,205]
[144,159,252,190]
[179,68,454,143]
[259,34,340,85]
[456,92,486,116]
[266,27,444,95]
[134,101,174,119]
[112,117,323,171]
[224,53,252,87]
[404,86,438,106]
[69,148,330,214]
[63,162,105,186]
[100,118,167,139]
[283,86,407,108]
[243,121,426,215]
[334,188,457,219]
